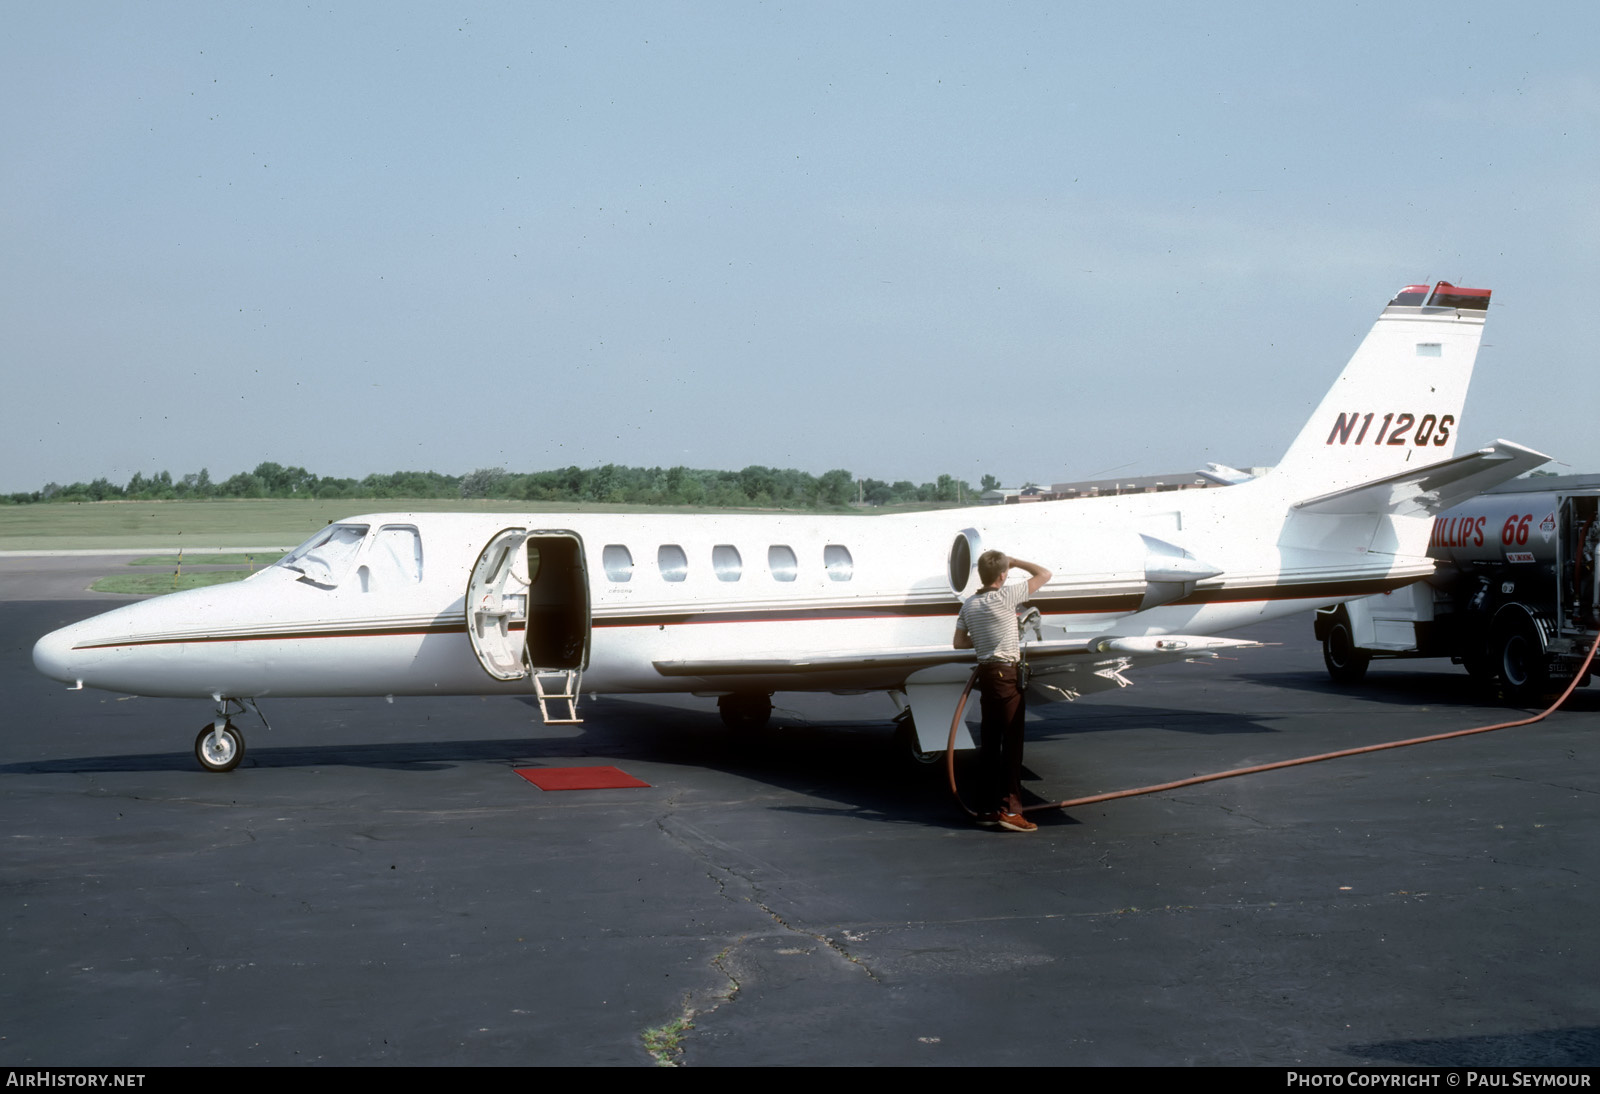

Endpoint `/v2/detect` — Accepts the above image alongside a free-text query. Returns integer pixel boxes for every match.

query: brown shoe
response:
[996,811,1037,833]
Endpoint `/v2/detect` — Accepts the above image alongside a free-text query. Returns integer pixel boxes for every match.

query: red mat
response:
[514,766,651,791]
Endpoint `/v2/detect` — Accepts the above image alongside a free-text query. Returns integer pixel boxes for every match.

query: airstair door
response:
[466,528,592,682]
[467,527,533,681]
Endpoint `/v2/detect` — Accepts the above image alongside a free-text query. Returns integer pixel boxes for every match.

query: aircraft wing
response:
[653,634,1260,688]
[1021,635,1264,701]
[652,639,1090,678]
[1291,440,1551,517]
[658,632,1263,755]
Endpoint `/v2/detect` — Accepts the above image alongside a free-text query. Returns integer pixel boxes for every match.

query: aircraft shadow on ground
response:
[0,691,1282,831]
[1341,1025,1600,1067]
[3,694,1280,772]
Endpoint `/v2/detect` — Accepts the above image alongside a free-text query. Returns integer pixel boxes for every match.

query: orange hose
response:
[945,628,1600,818]
[944,668,982,817]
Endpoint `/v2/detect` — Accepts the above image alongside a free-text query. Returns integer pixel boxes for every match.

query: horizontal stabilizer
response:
[1291,440,1551,517]
[1197,462,1255,486]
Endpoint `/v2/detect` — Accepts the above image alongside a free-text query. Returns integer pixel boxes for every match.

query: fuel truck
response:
[1315,474,1600,700]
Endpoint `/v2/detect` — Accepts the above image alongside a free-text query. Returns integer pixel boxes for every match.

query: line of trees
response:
[5,462,1002,510]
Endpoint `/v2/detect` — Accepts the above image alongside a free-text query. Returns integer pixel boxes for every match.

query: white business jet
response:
[34,281,1548,772]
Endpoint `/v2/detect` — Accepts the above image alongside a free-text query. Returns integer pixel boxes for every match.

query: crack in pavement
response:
[645,810,883,1062]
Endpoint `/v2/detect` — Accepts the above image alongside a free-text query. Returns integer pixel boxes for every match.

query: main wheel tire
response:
[195,721,244,773]
[1493,617,1548,704]
[717,693,773,731]
[893,712,944,766]
[1322,618,1371,684]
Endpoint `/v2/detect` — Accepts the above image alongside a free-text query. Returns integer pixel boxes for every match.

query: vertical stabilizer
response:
[1270,282,1491,497]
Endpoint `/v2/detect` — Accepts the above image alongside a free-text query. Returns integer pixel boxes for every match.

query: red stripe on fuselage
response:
[69,573,1416,652]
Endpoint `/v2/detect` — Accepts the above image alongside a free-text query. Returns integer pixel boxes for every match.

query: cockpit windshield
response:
[275,524,370,587]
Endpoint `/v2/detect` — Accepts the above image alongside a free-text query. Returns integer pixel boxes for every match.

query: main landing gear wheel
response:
[1321,616,1371,684]
[195,721,244,773]
[893,710,943,766]
[718,692,773,731]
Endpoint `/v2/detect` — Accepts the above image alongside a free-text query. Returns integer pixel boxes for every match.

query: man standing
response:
[953,550,1052,832]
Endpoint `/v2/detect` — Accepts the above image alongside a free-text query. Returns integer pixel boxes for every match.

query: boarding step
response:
[533,670,583,724]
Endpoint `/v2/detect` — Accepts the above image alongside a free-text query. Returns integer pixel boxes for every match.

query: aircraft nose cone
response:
[33,624,84,686]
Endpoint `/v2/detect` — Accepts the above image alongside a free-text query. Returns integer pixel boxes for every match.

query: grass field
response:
[129,553,285,566]
[0,498,556,551]
[90,570,253,595]
[0,497,885,551]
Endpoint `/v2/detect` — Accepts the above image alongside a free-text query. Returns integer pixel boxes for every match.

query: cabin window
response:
[768,545,797,582]
[1416,343,1442,357]
[658,544,688,582]
[603,544,634,582]
[824,544,854,581]
[713,544,742,582]
[277,523,369,588]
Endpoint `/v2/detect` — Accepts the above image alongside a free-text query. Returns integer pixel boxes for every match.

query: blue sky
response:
[3,2,1596,494]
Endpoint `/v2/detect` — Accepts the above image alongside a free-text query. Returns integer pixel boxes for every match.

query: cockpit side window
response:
[364,525,423,587]
[276,524,370,588]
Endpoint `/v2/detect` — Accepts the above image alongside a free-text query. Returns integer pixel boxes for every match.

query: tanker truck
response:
[1314,474,1599,701]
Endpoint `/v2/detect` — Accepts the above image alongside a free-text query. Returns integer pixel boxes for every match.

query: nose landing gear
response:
[195,720,244,772]
[192,697,271,772]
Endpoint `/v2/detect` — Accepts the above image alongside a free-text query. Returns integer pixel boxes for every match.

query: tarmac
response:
[2,556,1598,1066]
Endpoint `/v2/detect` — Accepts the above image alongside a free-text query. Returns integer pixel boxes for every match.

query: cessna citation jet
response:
[35,281,1549,772]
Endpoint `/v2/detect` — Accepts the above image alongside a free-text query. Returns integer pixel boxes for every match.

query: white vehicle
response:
[1316,474,1600,701]
[34,281,1549,771]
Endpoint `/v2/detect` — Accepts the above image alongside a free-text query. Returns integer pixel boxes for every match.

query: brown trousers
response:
[976,662,1026,814]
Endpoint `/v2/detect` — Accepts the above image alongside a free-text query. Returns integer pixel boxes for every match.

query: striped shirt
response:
[957,582,1030,662]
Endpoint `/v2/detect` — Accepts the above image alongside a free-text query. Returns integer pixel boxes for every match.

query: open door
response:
[466,528,591,682]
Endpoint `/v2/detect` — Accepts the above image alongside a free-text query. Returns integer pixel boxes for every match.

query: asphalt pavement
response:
[3,557,1597,1066]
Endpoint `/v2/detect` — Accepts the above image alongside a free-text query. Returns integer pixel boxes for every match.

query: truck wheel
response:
[1322,618,1370,684]
[1493,617,1548,704]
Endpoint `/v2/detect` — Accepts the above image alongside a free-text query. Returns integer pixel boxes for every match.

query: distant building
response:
[1049,474,1217,499]
[979,486,1054,505]
[981,469,1274,504]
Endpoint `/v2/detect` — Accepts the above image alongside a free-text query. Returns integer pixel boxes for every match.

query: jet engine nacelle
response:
[945,525,1222,610]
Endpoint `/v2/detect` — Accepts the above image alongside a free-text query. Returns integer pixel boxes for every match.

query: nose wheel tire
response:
[195,721,244,773]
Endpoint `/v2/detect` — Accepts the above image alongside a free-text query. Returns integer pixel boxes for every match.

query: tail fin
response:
[1270,281,1491,496]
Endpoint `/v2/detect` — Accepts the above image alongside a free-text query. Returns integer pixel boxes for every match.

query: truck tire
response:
[1492,615,1548,704]
[1322,616,1371,684]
